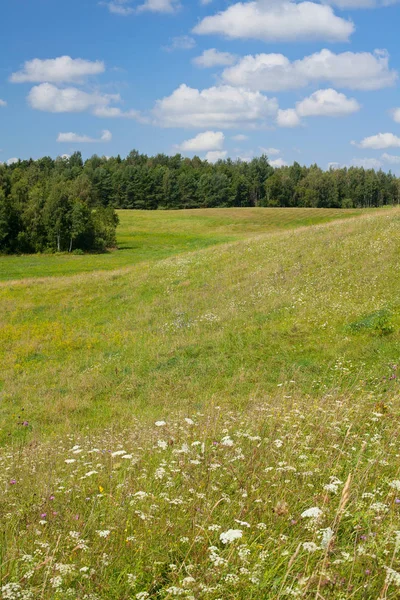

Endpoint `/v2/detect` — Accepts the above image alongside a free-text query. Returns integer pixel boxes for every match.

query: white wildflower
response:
[319,527,334,549]
[155,421,166,427]
[221,436,234,447]
[302,542,319,553]
[96,530,111,538]
[220,529,243,544]
[301,507,323,519]
[385,567,400,587]
[389,480,400,491]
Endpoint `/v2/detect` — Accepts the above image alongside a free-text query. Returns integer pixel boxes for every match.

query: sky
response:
[1,0,400,170]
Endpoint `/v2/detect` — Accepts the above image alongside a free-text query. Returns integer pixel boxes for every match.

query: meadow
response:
[1,207,400,599]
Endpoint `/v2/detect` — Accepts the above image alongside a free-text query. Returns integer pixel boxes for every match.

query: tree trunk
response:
[57,234,60,252]
[69,237,73,253]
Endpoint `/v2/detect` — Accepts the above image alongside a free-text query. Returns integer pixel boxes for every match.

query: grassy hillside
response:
[1,208,400,599]
[0,207,367,281]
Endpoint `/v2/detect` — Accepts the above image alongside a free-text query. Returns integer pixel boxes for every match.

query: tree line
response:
[1,150,399,254]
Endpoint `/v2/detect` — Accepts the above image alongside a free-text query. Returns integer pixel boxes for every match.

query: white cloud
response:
[205,150,227,162]
[222,49,396,92]
[276,109,301,128]
[353,132,400,149]
[28,83,119,113]
[6,158,19,165]
[193,0,354,43]
[0,99,6,107]
[57,130,112,143]
[200,0,213,5]
[295,89,360,117]
[137,0,180,12]
[178,131,225,152]
[105,0,135,15]
[351,158,382,168]
[164,35,196,51]
[193,48,236,68]
[325,0,399,8]
[153,83,278,129]
[27,83,144,120]
[270,158,287,167]
[232,134,248,141]
[93,106,148,122]
[260,146,280,155]
[390,108,400,123]
[103,0,180,14]
[381,152,400,164]
[11,56,105,84]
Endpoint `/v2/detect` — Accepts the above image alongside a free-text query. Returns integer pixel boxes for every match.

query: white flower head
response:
[155,421,166,427]
[301,507,323,519]
[389,480,400,491]
[302,541,320,552]
[220,529,243,544]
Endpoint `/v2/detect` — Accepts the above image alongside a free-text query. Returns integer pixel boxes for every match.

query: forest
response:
[1,150,399,254]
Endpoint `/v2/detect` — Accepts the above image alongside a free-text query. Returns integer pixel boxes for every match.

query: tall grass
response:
[1,208,399,598]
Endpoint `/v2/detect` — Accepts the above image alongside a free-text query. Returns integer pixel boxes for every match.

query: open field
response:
[1,207,400,599]
[0,207,368,281]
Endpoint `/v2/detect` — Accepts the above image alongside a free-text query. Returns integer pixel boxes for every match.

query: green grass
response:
[0,207,368,281]
[1,207,400,599]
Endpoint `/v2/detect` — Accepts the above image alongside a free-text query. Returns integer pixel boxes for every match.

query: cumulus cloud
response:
[137,0,180,12]
[153,83,278,128]
[27,83,144,120]
[353,132,400,149]
[351,158,383,168]
[260,146,280,155]
[103,0,180,14]
[193,48,236,68]
[270,158,287,167]
[276,109,301,128]
[222,49,396,92]
[93,106,148,122]
[27,83,119,113]
[205,150,227,162]
[296,89,360,117]
[0,99,6,107]
[178,131,225,152]
[193,0,354,43]
[6,158,19,165]
[390,108,400,123]
[104,0,135,15]
[232,134,248,141]
[57,130,112,143]
[11,56,105,84]
[164,35,196,51]
[381,152,400,164]
[325,0,399,8]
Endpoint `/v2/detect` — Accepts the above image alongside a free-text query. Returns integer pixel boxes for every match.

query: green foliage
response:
[0,163,119,254]
[1,151,400,256]
[348,309,395,336]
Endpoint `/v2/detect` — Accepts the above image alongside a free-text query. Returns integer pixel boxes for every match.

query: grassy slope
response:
[0,208,398,443]
[1,208,400,599]
[0,207,367,281]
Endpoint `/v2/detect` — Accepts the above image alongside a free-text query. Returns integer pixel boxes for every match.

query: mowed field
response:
[1,207,400,599]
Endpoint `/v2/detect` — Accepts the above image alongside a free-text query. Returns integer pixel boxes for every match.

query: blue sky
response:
[2,0,400,170]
